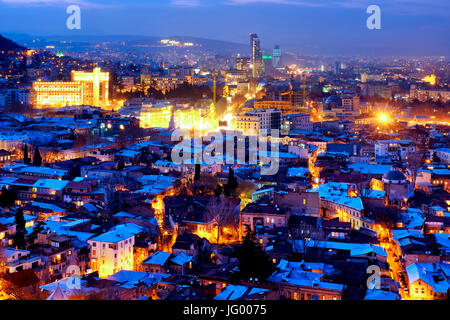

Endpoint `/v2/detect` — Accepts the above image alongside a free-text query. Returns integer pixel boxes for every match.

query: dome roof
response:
[325,95,342,106]
[383,169,407,181]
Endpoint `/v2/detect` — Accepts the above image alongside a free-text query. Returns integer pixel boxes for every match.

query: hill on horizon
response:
[4,33,251,55]
[0,34,26,51]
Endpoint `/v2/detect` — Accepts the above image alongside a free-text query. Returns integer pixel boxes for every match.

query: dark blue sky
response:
[0,0,449,56]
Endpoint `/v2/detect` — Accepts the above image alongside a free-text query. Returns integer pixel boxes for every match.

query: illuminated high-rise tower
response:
[250,33,264,78]
[272,45,282,69]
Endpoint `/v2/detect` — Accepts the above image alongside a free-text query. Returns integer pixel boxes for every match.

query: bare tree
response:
[235,180,257,200]
[205,196,240,245]
[407,151,425,185]
[291,228,327,262]
[104,182,124,219]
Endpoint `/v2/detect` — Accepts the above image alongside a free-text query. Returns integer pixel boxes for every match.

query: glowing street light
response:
[379,114,388,123]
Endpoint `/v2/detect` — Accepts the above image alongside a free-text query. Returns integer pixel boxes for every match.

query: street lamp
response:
[379,114,388,123]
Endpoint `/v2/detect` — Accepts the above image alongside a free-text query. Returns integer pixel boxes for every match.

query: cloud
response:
[224,0,450,10]
[225,0,326,7]
[0,0,115,9]
[170,0,204,7]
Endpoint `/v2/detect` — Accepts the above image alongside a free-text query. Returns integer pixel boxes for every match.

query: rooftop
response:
[88,226,134,244]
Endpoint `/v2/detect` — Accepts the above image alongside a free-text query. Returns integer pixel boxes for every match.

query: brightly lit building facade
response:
[140,104,173,128]
[87,228,135,278]
[139,104,217,131]
[32,82,83,108]
[32,68,109,109]
[410,87,450,102]
[152,76,186,93]
[234,114,260,136]
[254,100,294,115]
[71,68,109,107]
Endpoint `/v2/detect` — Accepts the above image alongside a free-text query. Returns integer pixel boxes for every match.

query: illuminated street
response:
[0,0,448,305]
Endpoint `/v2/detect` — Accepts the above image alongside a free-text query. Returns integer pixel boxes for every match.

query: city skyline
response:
[0,0,449,56]
[0,0,449,305]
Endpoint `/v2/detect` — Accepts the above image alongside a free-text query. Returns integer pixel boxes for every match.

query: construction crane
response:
[301,72,311,111]
[212,71,217,107]
[302,73,307,110]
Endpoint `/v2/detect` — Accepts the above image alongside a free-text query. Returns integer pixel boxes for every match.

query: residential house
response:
[87,227,135,278]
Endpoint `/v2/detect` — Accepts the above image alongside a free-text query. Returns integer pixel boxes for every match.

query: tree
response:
[28,220,45,244]
[214,184,223,197]
[0,187,17,208]
[14,208,27,249]
[407,151,425,184]
[432,152,441,164]
[224,168,238,197]
[235,180,256,204]
[194,163,201,182]
[291,228,327,262]
[234,225,273,282]
[231,93,247,114]
[32,146,42,167]
[68,164,81,180]
[117,158,125,171]
[187,173,218,196]
[14,208,26,231]
[23,144,30,165]
[205,196,239,244]
[104,183,124,218]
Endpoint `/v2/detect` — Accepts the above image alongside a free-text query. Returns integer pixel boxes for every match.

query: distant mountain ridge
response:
[5,33,252,55]
[0,34,26,51]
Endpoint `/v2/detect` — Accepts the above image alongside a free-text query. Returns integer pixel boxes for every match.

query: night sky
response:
[0,0,449,56]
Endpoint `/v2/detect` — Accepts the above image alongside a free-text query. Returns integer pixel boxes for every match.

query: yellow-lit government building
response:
[32,68,109,109]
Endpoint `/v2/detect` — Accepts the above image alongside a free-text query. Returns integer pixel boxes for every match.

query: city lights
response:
[0,0,448,306]
[379,114,388,123]
[422,74,437,86]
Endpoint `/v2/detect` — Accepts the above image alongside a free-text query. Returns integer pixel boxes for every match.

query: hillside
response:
[0,34,26,51]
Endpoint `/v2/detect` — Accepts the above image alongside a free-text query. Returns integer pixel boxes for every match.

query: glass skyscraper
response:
[250,33,264,78]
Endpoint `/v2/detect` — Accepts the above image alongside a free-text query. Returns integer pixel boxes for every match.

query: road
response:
[376,225,410,300]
